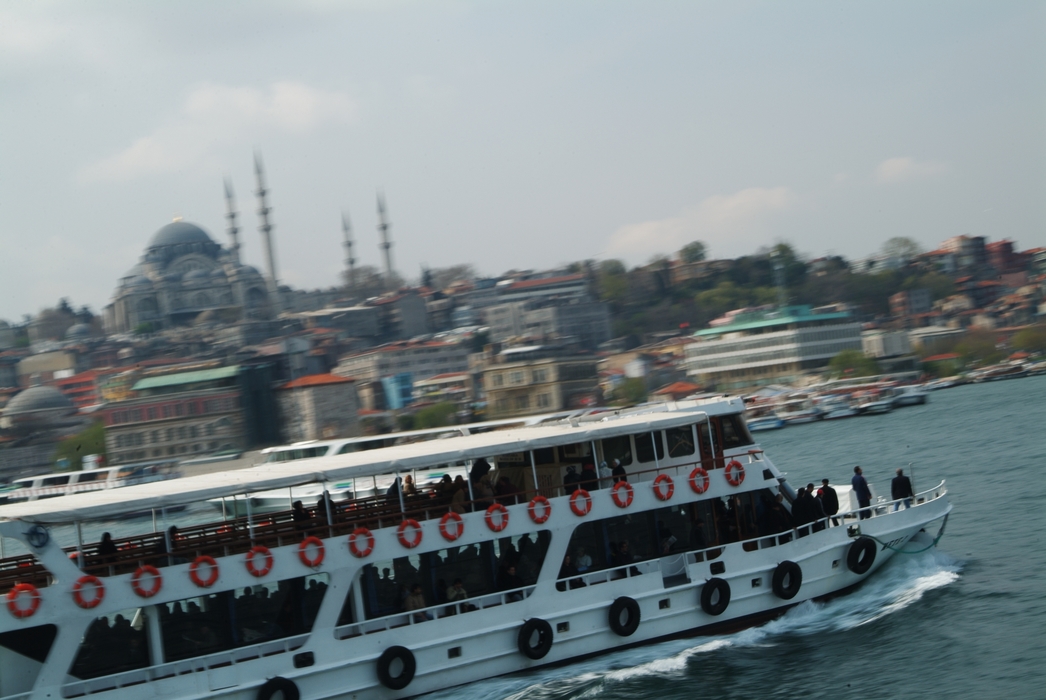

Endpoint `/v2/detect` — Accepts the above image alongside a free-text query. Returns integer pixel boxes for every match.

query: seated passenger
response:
[405,583,431,622]
[498,565,525,601]
[557,554,585,591]
[495,476,523,505]
[575,546,592,572]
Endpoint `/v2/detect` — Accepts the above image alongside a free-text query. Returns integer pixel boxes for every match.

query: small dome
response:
[4,386,74,417]
[65,323,92,340]
[148,221,215,249]
[183,268,211,281]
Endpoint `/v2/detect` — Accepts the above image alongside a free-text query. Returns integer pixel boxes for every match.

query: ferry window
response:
[0,624,57,666]
[719,414,753,449]
[160,573,328,663]
[634,431,665,463]
[600,436,633,467]
[666,426,696,458]
[41,475,70,487]
[76,471,106,483]
[69,607,150,680]
[533,447,556,465]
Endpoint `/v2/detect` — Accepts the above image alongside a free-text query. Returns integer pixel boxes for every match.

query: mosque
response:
[103,157,281,334]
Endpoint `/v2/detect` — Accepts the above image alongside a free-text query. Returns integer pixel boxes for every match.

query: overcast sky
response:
[1,1,1043,322]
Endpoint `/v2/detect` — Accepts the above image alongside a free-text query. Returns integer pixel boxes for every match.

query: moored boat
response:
[0,397,951,700]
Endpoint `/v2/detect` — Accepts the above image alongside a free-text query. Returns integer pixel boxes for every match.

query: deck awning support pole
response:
[245,497,255,543]
[161,507,171,567]
[651,432,660,474]
[75,522,84,571]
[591,440,599,486]
[705,416,716,468]
[396,478,406,515]
[529,450,539,498]
[151,508,158,533]
[324,487,334,537]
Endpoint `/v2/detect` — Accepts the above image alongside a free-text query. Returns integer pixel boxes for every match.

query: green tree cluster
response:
[609,377,647,406]
[827,349,881,378]
[954,329,1004,366]
[415,402,458,429]
[1011,325,1046,354]
[53,421,107,471]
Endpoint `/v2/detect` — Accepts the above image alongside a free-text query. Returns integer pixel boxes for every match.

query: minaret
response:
[254,152,280,310]
[223,178,241,265]
[376,191,394,285]
[342,211,356,290]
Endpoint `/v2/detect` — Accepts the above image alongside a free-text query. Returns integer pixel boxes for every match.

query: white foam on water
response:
[422,549,962,700]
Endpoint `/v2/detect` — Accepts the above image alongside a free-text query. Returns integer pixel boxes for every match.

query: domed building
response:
[0,385,76,431]
[103,220,274,333]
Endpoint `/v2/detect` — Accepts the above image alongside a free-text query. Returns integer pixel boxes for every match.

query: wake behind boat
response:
[0,397,951,700]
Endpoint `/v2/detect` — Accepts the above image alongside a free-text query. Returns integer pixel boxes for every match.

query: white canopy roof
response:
[0,398,741,524]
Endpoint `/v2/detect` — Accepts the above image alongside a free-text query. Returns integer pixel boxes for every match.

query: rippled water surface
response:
[425,376,1046,700]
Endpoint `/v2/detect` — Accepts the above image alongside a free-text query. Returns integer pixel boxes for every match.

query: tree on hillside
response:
[610,377,647,406]
[415,402,458,429]
[827,349,880,378]
[881,236,922,261]
[426,264,476,291]
[954,329,1004,366]
[53,421,107,471]
[1011,325,1046,354]
[679,241,707,263]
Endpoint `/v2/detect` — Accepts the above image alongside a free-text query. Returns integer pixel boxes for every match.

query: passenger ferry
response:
[0,396,951,700]
[3,460,180,503]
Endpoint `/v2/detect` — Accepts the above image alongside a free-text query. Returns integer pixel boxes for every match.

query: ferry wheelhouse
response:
[0,397,951,700]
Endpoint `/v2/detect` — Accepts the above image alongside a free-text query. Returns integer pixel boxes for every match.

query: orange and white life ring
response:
[725,460,745,487]
[298,537,325,568]
[611,481,634,508]
[485,503,509,532]
[528,496,551,524]
[689,467,710,494]
[131,564,162,598]
[653,474,675,501]
[570,489,592,517]
[189,555,219,588]
[245,546,274,578]
[72,575,105,609]
[397,519,423,549]
[348,527,375,558]
[439,512,464,541]
[6,582,40,618]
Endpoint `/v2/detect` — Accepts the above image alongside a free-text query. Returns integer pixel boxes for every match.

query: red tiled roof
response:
[922,353,960,362]
[652,381,702,396]
[279,373,354,389]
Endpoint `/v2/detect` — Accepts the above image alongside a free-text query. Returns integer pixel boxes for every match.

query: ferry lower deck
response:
[0,399,951,700]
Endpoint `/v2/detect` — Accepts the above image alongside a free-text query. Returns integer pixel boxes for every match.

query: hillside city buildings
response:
[0,184,1043,483]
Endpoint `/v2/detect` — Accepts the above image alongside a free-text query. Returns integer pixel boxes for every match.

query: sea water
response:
[426,375,1046,700]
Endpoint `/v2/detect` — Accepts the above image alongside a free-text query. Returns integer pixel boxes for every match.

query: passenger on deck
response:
[557,554,585,590]
[575,546,592,572]
[405,584,431,622]
[598,461,614,488]
[292,501,310,531]
[818,479,840,524]
[498,565,525,601]
[446,578,471,613]
[403,474,418,497]
[805,483,827,531]
[473,473,495,511]
[611,459,628,484]
[563,465,581,495]
[97,532,118,565]
[852,466,872,519]
[495,476,523,505]
[769,494,792,539]
[688,518,707,551]
[316,493,334,523]
[450,477,468,514]
[892,469,914,510]
[579,461,598,491]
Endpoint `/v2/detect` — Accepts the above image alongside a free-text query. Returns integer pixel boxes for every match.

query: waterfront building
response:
[333,340,469,384]
[276,374,360,442]
[100,364,280,464]
[685,305,862,391]
[482,346,600,418]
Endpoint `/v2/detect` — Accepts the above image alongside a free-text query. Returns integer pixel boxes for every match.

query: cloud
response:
[605,187,794,263]
[874,157,947,185]
[81,81,356,182]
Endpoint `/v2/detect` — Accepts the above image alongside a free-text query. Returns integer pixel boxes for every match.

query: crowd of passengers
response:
[70,613,149,679]
[364,532,550,623]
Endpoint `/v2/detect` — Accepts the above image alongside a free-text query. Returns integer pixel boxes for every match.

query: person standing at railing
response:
[611,458,628,483]
[892,469,914,510]
[818,479,840,526]
[806,483,827,531]
[852,466,872,520]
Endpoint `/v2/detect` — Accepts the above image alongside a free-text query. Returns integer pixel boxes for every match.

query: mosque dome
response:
[4,386,74,417]
[65,323,92,340]
[183,268,212,283]
[148,221,215,250]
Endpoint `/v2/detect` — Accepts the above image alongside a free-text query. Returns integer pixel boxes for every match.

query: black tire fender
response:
[257,676,299,700]
[700,577,730,616]
[771,560,802,600]
[376,645,416,691]
[608,596,641,637]
[517,618,554,660]
[847,536,877,575]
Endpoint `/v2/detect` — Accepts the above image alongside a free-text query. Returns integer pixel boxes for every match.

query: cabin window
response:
[356,530,550,622]
[158,573,328,663]
[69,607,150,680]
[634,431,665,463]
[600,436,633,467]
[75,470,106,484]
[40,475,70,487]
[532,447,556,465]
[719,414,754,449]
[666,426,696,458]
